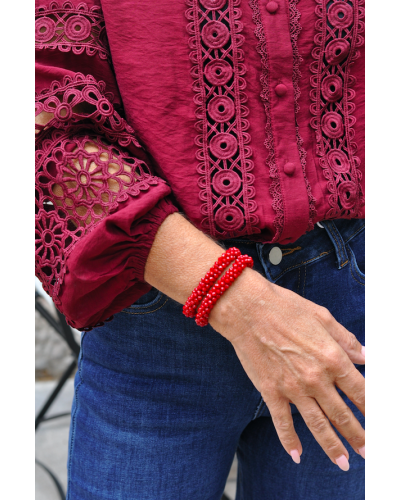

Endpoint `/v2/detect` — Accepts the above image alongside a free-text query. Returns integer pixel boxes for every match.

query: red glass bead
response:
[193,252,254,326]
[183,248,249,320]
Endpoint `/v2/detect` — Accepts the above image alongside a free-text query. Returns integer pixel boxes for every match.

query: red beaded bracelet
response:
[182,247,241,318]
[195,253,254,327]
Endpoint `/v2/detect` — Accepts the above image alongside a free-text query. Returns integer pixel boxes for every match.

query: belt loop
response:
[320,221,349,269]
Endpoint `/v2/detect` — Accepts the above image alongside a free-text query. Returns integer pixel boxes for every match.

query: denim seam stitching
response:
[351,254,365,280]
[303,265,307,297]
[344,223,365,244]
[272,249,334,281]
[125,292,163,310]
[297,267,301,294]
[122,297,169,315]
[347,245,365,283]
[67,332,85,498]
[332,223,350,268]
[350,259,365,286]
[239,222,364,282]
[252,397,265,420]
[328,222,345,265]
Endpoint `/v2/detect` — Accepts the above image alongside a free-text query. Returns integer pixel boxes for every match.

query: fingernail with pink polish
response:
[361,346,365,358]
[358,446,365,459]
[336,455,350,471]
[290,450,301,464]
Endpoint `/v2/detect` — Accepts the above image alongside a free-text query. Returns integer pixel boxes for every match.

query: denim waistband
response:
[222,218,365,283]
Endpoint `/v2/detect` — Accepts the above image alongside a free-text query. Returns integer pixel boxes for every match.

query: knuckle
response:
[273,416,292,433]
[346,435,365,449]
[318,306,333,324]
[260,385,275,402]
[308,414,328,433]
[279,435,297,448]
[285,378,301,395]
[352,390,365,407]
[330,408,352,428]
[324,347,343,368]
[324,440,344,456]
[306,368,325,388]
[346,332,359,351]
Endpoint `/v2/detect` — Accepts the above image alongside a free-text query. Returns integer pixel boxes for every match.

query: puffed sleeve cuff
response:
[59,193,179,330]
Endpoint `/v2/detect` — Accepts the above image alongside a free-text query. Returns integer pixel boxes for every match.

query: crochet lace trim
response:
[310,0,365,218]
[186,0,260,238]
[35,1,110,62]
[289,0,317,231]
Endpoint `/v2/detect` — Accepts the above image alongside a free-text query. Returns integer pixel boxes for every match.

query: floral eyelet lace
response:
[35,74,163,307]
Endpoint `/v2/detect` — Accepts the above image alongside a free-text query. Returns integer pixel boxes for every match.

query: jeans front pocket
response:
[346,227,365,283]
[122,287,169,315]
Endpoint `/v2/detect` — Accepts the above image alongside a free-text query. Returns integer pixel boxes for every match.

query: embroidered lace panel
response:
[186,0,260,238]
[310,0,365,218]
[35,1,110,61]
[35,75,162,307]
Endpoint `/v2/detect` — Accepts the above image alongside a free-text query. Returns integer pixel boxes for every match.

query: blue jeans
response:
[67,219,365,500]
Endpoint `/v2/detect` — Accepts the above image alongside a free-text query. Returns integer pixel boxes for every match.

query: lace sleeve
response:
[35,1,179,330]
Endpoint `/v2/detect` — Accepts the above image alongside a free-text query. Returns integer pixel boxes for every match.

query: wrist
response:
[208,266,270,341]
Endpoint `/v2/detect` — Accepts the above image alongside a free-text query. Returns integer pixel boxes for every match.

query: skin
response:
[144,212,365,471]
[36,110,365,470]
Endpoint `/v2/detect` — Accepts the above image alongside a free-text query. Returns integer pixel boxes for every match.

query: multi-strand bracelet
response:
[182,247,241,318]
[183,248,254,327]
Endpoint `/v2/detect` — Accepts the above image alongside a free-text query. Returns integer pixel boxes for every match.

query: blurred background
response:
[35,278,237,500]
[35,277,81,500]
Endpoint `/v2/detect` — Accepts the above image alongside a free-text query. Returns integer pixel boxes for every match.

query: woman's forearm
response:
[143,211,259,318]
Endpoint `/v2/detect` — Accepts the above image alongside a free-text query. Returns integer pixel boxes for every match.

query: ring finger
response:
[294,396,351,471]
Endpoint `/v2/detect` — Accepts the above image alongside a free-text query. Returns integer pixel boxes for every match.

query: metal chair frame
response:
[35,291,80,500]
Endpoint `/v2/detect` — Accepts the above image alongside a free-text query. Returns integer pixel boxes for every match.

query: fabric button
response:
[266,1,279,14]
[283,162,295,176]
[275,83,287,97]
[269,247,282,265]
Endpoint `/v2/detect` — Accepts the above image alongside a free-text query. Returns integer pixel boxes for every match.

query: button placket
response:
[254,0,310,241]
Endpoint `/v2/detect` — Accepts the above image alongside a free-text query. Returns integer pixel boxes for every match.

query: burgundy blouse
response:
[35,0,365,330]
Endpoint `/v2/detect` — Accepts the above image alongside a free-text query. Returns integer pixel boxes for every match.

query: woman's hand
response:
[143,213,365,470]
[209,268,365,471]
